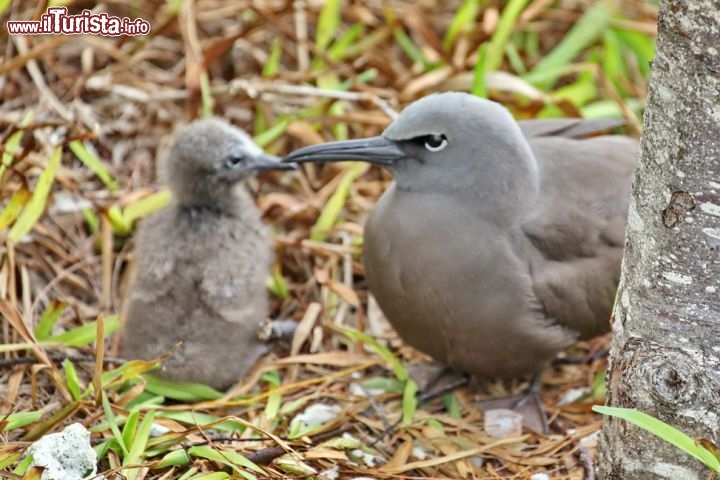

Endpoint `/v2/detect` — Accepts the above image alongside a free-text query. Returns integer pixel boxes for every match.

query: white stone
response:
[28,423,98,480]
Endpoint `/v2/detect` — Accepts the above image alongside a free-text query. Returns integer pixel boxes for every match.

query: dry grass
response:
[0,0,657,478]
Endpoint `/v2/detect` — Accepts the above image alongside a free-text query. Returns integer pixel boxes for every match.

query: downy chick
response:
[121,118,294,389]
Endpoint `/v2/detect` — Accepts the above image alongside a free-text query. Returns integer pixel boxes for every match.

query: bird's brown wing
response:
[518,118,626,140]
[520,126,637,339]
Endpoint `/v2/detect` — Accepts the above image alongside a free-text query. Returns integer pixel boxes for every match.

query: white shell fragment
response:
[28,423,98,480]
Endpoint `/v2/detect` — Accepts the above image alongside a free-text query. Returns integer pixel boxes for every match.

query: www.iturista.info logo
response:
[7,7,151,36]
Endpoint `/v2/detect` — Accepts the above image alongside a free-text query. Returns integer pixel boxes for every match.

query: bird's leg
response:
[405,363,470,403]
[257,318,297,342]
[473,373,548,434]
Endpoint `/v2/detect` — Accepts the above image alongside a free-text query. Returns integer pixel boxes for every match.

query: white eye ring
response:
[424,135,448,152]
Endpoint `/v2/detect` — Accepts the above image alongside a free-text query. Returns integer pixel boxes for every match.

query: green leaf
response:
[328,24,365,61]
[443,0,480,51]
[122,410,140,450]
[485,0,530,72]
[46,315,121,347]
[265,264,290,299]
[69,140,118,191]
[62,359,83,400]
[315,0,343,51]
[340,327,407,381]
[0,110,33,182]
[35,300,66,341]
[8,145,62,243]
[123,410,156,480]
[2,411,42,432]
[107,205,131,235]
[121,190,171,226]
[158,411,247,432]
[262,38,283,77]
[188,445,265,479]
[443,392,462,419]
[157,411,247,433]
[525,2,614,89]
[311,163,368,241]
[199,70,214,118]
[155,449,191,469]
[253,117,290,149]
[471,43,489,98]
[593,406,720,472]
[402,379,418,425]
[0,188,31,231]
[263,371,282,422]
[102,391,128,456]
[142,374,223,402]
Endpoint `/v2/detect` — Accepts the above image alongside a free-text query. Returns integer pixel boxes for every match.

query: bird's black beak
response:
[250,153,298,172]
[282,136,406,166]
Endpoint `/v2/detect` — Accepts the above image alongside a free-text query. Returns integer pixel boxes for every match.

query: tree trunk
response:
[598,1,720,479]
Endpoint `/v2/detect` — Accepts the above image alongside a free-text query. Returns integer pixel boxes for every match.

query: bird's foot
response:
[474,390,548,435]
[474,373,548,434]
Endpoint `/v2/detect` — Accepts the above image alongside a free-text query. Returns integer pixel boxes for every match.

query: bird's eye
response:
[423,134,448,152]
[223,155,244,169]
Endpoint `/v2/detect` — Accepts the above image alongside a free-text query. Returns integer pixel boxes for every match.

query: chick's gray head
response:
[162,117,293,206]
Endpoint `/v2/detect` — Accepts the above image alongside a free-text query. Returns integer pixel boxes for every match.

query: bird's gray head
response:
[162,118,295,207]
[283,92,540,205]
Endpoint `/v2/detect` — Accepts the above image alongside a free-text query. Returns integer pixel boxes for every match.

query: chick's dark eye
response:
[423,134,448,152]
[223,155,244,169]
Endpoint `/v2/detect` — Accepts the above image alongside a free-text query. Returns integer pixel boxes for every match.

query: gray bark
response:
[598,1,720,479]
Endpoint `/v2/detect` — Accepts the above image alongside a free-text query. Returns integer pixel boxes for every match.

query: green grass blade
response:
[157,411,247,433]
[0,110,34,183]
[615,28,656,77]
[485,0,530,72]
[142,374,223,402]
[35,300,66,341]
[69,140,118,191]
[266,264,290,299]
[262,371,282,422]
[188,445,264,478]
[123,410,155,480]
[443,0,481,51]
[0,188,31,230]
[200,70,214,118]
[46,315,121,347]
[593,406,720,472]
[122,409,140,450]
[253,117,290,149]
[471,43,489,98]
[107,205,132,235]
[315,0,342,51]
[8,145,62,243]
[340,327,407,381]
[262,38,283,77]
[62,359,83,400]
[2,411,42,432]
[102,392,129,456]
[525,2,614,88]
[328,24,365,62]
[121,189,171,226]
[155,449,191,469]
[402,379,418,425]
[311,163,367,241]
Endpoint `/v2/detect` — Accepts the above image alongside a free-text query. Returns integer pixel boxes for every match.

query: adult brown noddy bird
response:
[283,92,636,427]
[121,118,295,390]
